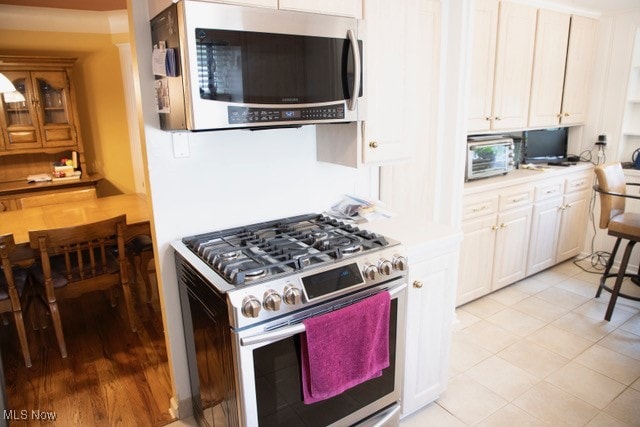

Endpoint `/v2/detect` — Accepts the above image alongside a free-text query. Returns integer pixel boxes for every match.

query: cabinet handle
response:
[491,225,499,231]
[564,112,570,117]
[545,189,556,194]
[485,116,492,121]
[511,196,526,203]
[369,141,379,149]
[559,205,566,211]
[413,281,423,289]
[557,113,564,118]
[495,116,502,121]
[472,205,487,212]
[31,97,39,108]
[565,203,573,209]
[499,223,507,229]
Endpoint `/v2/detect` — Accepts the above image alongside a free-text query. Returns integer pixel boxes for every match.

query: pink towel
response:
[300,291,390,404]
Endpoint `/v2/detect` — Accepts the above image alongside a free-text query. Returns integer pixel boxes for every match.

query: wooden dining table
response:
[0,193,151,246]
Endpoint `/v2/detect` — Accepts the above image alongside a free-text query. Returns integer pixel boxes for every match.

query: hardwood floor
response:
[1,271,174,426]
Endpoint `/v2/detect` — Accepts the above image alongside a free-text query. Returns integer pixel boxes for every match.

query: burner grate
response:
[183,214,388,286]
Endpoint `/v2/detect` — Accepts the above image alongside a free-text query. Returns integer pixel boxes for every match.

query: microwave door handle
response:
[348,29,361,111]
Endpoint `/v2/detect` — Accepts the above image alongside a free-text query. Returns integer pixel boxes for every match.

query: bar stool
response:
[593,162,640,321]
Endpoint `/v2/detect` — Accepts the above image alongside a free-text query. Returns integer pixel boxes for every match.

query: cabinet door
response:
[402,252,457,417]
[493,205,532,290]
[278,0,361,18]
[467,0,498,132]
[457,215,496,306]
[556,190,589,261]
[527,197,562,275]
[528,10,570,128]
[561,16,597,125]
[491,1,537,130]
[31,71,77,148]
[361,0,410,163]
[0,71,42,149]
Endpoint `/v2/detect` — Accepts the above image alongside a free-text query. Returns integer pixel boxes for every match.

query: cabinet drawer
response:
[535,181,563,201]
[565,173,592,194]
[463,194,498,220]
[499,187,533,210]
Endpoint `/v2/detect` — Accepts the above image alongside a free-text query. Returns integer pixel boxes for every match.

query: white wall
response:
[129,0,377,415]
[579,9,640,267]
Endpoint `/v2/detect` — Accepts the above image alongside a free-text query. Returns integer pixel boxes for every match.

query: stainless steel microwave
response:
[150,1,364,131]
[466,137,515,181]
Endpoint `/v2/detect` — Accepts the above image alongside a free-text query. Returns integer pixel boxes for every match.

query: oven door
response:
[180,1,362,130]
[466,142,513,180]
[232,281,406,427]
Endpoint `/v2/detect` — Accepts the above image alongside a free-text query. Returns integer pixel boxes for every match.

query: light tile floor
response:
[401,260,640,427]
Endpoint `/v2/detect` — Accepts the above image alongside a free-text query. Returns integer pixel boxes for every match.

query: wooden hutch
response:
[0,55,100,211]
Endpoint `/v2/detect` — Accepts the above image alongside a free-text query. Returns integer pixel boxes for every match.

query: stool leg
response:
[596,237,622,298]
[604,240,636,321]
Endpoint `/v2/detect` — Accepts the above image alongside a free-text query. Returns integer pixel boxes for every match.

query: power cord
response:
[571,135,610,273]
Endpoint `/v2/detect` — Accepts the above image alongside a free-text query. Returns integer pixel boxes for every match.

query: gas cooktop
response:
[182,213,390,286]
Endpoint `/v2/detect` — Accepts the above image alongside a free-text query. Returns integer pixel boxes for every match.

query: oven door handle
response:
[240,283,406,347]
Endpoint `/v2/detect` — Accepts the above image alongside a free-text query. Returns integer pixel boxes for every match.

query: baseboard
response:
[169,396,193,420]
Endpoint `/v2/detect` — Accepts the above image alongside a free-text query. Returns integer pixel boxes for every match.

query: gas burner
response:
[220,251,240,260]
[244,269,267,281]
[341,244,363,254]
[310,231,328,241]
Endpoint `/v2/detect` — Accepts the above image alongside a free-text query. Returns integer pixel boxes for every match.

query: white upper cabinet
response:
[278,0,362,18]
[528,10,570,128]
[561,16,598,125]
[492,1,537,130]
[467,0,499,132]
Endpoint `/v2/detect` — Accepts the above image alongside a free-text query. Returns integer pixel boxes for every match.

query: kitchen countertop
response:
[464,162,594,195]
[362,216,462,254]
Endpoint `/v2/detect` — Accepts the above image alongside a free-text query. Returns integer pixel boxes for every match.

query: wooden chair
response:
[0,234,32,367]
[126,235,156,303]
[18,188,96,209]
[28,215,136,358]
[593,162,640,321]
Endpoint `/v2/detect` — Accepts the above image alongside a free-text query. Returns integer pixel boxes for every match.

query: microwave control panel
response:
[228,103,345,124]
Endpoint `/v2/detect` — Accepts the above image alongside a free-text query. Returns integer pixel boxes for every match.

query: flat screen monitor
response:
[523,128,568,164]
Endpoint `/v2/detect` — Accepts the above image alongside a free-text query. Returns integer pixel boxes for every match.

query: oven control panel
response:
[228,103,345,124]
[229,250,407,328]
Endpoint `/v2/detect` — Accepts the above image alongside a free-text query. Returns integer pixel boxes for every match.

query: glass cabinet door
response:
[31,71,76,148]
[0,71,42,150]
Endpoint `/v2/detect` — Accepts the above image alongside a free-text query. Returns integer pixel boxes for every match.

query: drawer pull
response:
[511,196,527,203]
[545,189,557,194]
[472,205,488,213]
[413,281,423,289]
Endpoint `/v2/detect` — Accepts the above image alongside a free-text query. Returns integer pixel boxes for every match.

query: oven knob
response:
[392,256,407,271]
[283,285,302,305]
[241,296,261,318]
[363,264,378,280]
[378,259,393,275]
[263,290,282,311]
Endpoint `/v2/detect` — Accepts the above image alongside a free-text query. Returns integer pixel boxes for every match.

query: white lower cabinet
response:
[527,172,592,275]
[460,166,593,306]
[402,250,458,417]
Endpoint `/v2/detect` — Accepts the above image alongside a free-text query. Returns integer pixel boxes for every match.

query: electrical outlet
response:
[172,132,190,158]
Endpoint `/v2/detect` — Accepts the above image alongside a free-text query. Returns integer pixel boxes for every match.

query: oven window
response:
[253,300,397,426]
[470,145,510,175]
[195,28,361,104]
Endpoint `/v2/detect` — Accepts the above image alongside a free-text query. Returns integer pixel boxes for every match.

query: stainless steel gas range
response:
[172,213,408,427]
